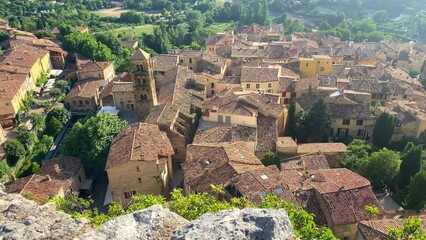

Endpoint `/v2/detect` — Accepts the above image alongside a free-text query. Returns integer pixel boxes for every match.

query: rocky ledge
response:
[0,192,295,240]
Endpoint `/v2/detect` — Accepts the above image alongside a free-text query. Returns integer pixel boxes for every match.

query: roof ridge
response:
[19,174,35,195]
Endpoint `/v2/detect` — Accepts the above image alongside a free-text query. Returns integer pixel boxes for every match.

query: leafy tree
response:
[61,113,127,174]
[304,98,331,143]
[118,10,144,24]
[372,10,389,24]
[285,100,297,137]
[45,116,63,137]
[55,80,69,92]
[373,112,395,149]
[400,143,423,187]
[29,113,46,132]
[0,161,11,179]
[29,135,54,164]
[35,30,55,38]
[0,30,9,42]
[360,148,400,188]
[46,107,71,125]
[365,205,380,217]
[340,140,373,171]
[261,151,279,166]
[15,127,38,150]
[4,140,26,166]
[406,170,426,211]
[49,88,62,97]
[388,218,426,240]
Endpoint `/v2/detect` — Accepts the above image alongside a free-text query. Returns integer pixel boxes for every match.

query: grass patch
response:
[205,23,234,34]
[92,7,129,18]
[94,25,155,38]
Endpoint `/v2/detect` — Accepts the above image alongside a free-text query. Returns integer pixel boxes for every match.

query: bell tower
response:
[131,49,157,120]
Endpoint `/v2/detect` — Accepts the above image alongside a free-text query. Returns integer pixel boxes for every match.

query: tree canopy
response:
[4,140,26,166]
[372,112,395,149]
[61,113,127,174]
[406,170,426,211]
[399,143,423,187]
[46,107,71,125]
[360,148,400,188]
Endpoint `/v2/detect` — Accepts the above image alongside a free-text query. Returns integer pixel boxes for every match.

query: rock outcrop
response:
[78,205,188,240]
[172,208,295,240]
[0,192,93,240]
[0,191,295,240]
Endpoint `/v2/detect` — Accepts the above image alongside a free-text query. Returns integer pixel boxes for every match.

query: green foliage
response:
[118,10,145,24]
[52,187,336,238]
[63,31,114,62]
[399,143,423,187]
[35,30,55,39]
[388,218,426,240]
[61,113,127,174]
[261,151,279,166]
[4,140,26,166]
[373,112,395,149]
[303,98,332,143]
[15,126,38,150]
[49,88,62,97]
[0,161,12,180]
[36,74,48,87]
[340,140,373,171]
[29,113,46,132]
[360,148,400,188]
[406,170,426,211]
[365,205,380,217]
[55,80,69,91]
[45,116,63,137]
[285,100,297,137]
[0,30,10,42]
[46,107,71,125]
[28,135,54,165]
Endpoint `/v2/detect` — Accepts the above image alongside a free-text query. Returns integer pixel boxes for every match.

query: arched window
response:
[136,65,144,71]
[142,78,147,86]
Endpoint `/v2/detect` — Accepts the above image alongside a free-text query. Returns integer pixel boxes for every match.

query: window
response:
[282,92,287,97]
[330,128,334,136]
[72,101,76,105]
[5,103,9,106]
[180,59,183,63]
[210,82,214,88]
[305,63,309,67]
[319,67,325,71]
[338,128,348,136]
[85,100,89,105]
[256,84,260,89]
[124,190,136,199]
[357,129,364,137]
[342,119,350,125]
[141,94,147,101]
[356,120,364,126]
[283,98,291,104]
[225,116,231,124]
[78,176,81,183]
[218,115,224,123]
[136,65,143,71]
[79,100,83,105]
[142,78,147,86]
[268,83,272,88]
[267,89,272,93]
[136,166,140,172]
[189,58,192,64]
[246,83,250,88]
[138,178,142,183]
[211,90,215,95]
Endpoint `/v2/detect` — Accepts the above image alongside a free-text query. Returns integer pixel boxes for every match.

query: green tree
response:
[400,143,423,187]
[360,148,400,188]
[372,112,395,149]
[406,170,426,211]
[61,113,127,174]
[0,30,10,42]
[388,218,426,240]
[305,98,331,143]
[261,151,279,166]
[46,107,71,125]
[49,88,62,97]
[45,116,63,137]
[4,140,26,166]
[285,100,297,137]
[340,139,373,171]
[15,127,38,150]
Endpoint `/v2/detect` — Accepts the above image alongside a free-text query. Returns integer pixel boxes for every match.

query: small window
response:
[268,83,272,88]
[211,90,215,95]
[189,58,192,64]
[85,100,89,105]
[180,59,184,63]
[256,84,260,89]
[246,83,250,88]
[142,79,147,85]
[356,120,364,126]
[138,177,142,183]
[218,115,224,123]
[136,166,140,172]
[342,119,350,125]
[5,103,9,106]
[79,100,83,105]
[78,176,82,183]
[72,101,76,105]
[357,129,364,137]
[189,67,193,70]
[305,63,309,67]
[210,82,214,88]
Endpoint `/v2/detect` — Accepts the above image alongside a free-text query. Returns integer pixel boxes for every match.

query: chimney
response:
[53,163,61,174]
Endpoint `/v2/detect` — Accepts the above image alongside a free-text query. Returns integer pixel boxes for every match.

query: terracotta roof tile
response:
[153,55,178,72]
[38,156,82,181]
[77,62,112,73]
[240,66,280,83]
[297,143,348,154]
[280,152,330,171]
[106,123,174,170]
[0,44,49,69]
[0,73,27,100]
[66,79,106,99]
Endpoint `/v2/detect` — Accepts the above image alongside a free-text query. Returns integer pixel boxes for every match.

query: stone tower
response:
[131,49,157,120]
